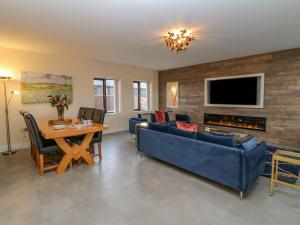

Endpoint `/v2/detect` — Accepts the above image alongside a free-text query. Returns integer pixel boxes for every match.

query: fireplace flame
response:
[206,120,264,131]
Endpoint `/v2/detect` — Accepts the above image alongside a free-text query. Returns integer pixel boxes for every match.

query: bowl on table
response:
[73,124,85,129]
[53,124,66,130]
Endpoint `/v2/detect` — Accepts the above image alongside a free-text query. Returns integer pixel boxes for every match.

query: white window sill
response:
[106,112,121,116]
[133,110,152,113]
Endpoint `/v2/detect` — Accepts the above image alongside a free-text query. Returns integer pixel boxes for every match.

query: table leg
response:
[54,133,95,174]
[76,133,94,166]
[274,160,279,187]
[55,137,76,174]
[269,157,275,196]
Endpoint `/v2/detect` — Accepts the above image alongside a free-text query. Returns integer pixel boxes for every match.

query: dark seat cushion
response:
[196,132,236,148]
[69,132,102,145]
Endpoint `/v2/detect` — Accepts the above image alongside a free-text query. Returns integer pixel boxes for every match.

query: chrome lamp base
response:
[2,150,17,156]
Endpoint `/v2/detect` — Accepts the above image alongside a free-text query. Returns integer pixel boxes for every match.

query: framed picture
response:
[21,71,73,104]
[166,81,179,108]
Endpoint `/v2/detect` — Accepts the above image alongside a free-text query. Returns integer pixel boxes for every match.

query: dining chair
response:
[71,108,106,160]
[25,113,62,175]
[19,110,36,161]
[91,109,106,159]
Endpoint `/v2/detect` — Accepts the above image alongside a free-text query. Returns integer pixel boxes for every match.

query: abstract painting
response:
[166,81,179,108]
[21,71,73,104]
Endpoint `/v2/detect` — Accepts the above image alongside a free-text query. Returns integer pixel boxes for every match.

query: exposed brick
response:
[159,48,300,148]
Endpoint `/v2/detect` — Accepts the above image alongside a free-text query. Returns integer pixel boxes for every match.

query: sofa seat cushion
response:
[196,132,236,148]
[168,127,196,139]
[240,137,257,151]
[148,123,169,133]
[155,111,166,124]
[176,121,198,132]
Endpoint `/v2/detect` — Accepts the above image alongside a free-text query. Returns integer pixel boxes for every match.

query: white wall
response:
[0,47,158,151]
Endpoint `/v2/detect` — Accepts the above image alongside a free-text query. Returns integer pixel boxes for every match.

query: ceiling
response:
[1,0,300,70]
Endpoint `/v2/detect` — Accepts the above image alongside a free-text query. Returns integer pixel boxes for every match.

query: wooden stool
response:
[269,150,300,196]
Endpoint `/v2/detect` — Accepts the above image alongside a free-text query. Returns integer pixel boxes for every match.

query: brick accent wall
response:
[159,48,300,148]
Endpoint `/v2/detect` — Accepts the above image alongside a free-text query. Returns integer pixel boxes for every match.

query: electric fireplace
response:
[204,113,266,132]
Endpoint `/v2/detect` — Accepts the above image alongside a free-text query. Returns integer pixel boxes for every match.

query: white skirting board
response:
[0,128,129,153]
[0,143,30,153]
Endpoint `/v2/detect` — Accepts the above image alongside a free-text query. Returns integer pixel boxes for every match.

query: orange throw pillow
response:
[155,111,165,124]
[176,121,198,132]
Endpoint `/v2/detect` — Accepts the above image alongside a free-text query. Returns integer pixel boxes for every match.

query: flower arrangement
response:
[48,94,72,121]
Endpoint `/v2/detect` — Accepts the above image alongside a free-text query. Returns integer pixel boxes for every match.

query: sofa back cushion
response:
[175,113,190,123]
[240,137,257,151]
[196,132,235,148]
[176,121,198,132]
[148,123,169,133]
[138,113,156,122]
[166,111,176,122]
[140,114,152,122]
[155,111,166,124]
[168,127,196,139]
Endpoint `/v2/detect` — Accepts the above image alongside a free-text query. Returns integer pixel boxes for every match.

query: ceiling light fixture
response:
[164,29,195,52]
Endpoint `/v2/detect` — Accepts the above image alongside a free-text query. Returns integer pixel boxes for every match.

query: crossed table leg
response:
[55,132,95,174]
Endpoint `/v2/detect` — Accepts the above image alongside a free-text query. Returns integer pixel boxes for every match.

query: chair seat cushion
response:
[41,144,61,154]
[69,132,102,145]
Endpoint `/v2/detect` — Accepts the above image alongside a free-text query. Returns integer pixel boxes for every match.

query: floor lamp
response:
[1,72,19,156]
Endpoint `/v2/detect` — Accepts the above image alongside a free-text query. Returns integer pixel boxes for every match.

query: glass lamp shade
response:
[0,70,13,80]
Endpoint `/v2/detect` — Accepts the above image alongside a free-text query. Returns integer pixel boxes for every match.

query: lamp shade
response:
[0,70,13,79]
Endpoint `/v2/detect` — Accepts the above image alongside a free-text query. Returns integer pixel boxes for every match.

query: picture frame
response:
[166,81,179,108]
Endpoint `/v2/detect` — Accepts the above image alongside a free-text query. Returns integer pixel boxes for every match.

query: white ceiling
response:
[1,0,300,70]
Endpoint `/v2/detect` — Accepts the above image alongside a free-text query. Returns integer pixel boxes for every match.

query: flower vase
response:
[57,107,65,121]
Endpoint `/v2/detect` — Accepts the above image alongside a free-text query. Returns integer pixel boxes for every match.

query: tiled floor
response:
[0,132,299,225]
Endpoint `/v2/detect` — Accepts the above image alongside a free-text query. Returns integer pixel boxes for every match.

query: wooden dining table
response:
[37,119,109,174]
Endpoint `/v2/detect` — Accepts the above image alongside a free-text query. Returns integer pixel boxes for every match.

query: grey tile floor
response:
[0,132,299,225]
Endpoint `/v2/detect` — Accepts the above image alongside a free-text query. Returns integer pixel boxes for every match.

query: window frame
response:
[94,78,116,113]
[133,81,148,111]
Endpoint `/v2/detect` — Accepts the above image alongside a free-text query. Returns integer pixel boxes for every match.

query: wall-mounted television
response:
[204,73,264,108]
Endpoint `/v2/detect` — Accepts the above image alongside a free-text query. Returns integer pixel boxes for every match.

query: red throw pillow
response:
[176,122,198,132]
[155,111,165,124]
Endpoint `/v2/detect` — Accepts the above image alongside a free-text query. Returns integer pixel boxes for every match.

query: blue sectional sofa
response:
[138,126,267,199]
[129,112,189,135]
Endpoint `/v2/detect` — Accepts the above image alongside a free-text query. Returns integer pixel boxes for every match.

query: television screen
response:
[209,77,258,105]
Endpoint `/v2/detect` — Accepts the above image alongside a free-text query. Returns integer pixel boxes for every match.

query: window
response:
[94,78,116,113]
[133,81,149,111]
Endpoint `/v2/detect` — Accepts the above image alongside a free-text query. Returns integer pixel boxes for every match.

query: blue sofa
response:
[138,127,267,199]
[129,112,189,135]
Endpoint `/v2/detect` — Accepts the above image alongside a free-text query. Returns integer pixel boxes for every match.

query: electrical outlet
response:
[21,128,28,132]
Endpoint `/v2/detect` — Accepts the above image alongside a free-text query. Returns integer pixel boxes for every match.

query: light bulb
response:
[12,90,19,95]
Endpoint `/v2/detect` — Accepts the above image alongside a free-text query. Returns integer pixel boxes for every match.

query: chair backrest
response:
[20,110,35,147]
[83,108,95,120]
[77,107,95,120]
[78,107,86,119]
[92,109,106,124]
[25,113,44,153]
